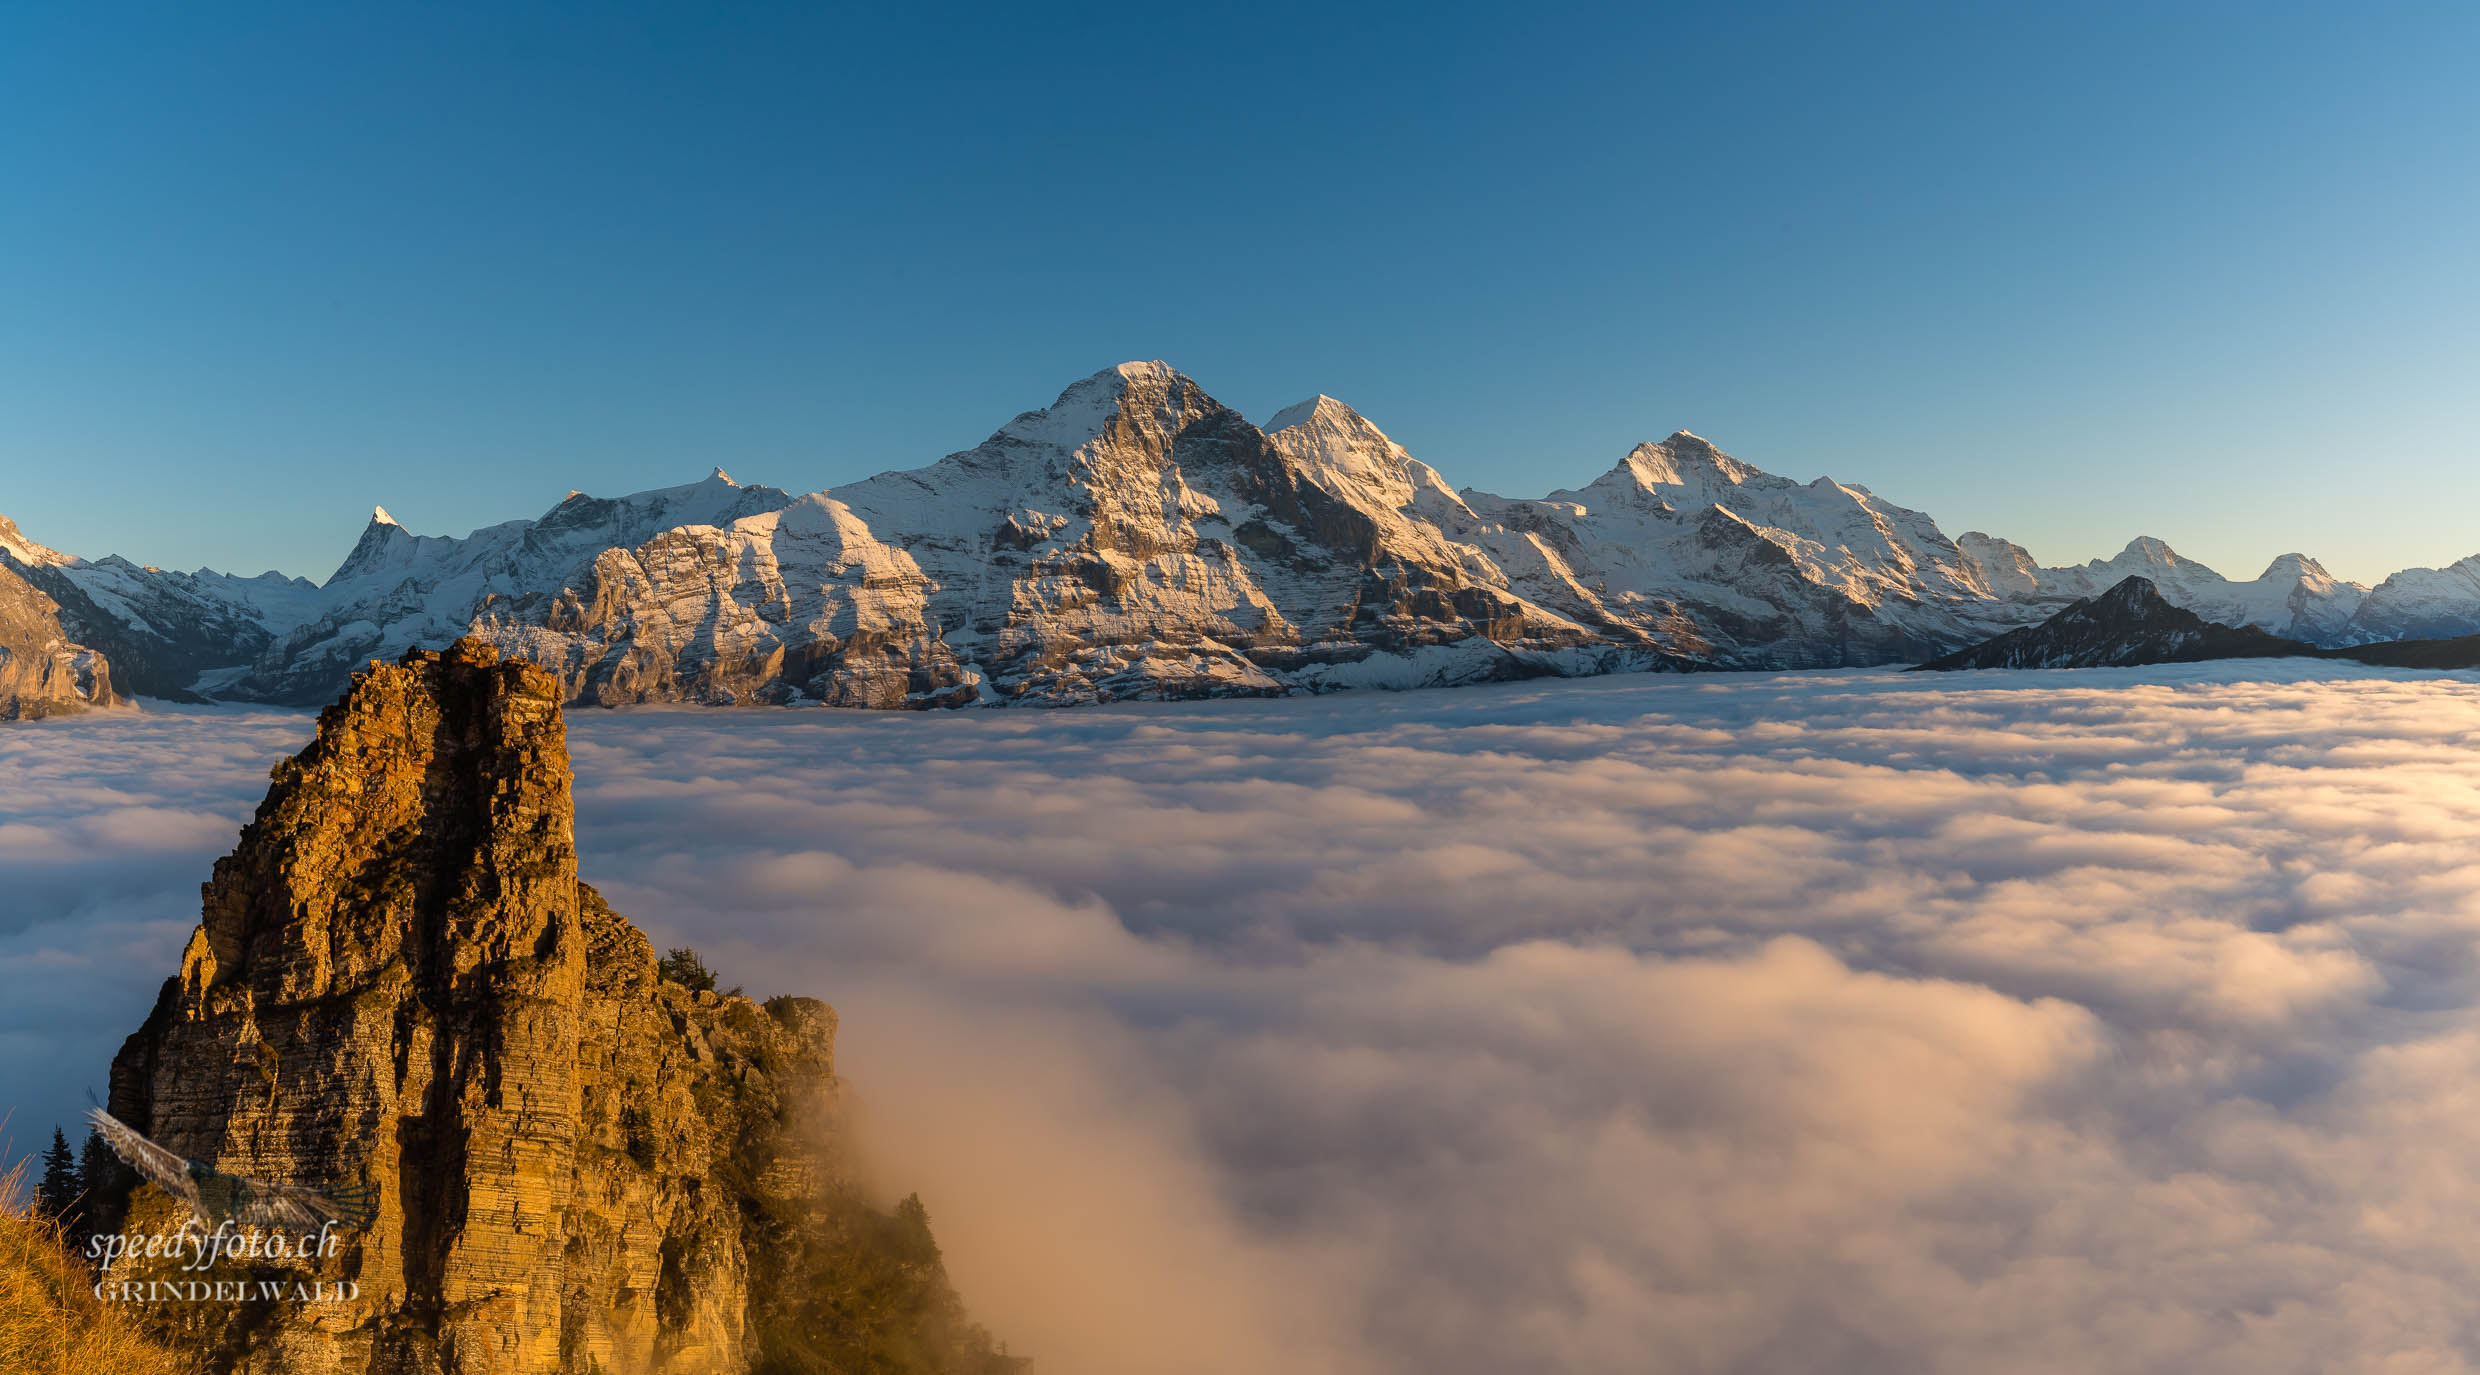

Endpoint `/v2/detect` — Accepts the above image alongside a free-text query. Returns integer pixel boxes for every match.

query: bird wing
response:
[85,1107,200,1212]
[227,1176,378,1232]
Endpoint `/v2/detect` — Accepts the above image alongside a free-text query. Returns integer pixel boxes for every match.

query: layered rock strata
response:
[102,638,1007,1374]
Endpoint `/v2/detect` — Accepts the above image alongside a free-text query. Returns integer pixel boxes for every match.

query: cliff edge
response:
[100,638,1016,1374]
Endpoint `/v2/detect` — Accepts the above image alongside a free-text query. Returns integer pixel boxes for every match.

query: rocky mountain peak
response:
[100,636,1015,1373]
[177,636,575,1005]
[1591,430,1767,502]
[2089,574,2174,614]
[1261,394,1415,493]
[2113,535,2187,567]
[981,359,1208,455]
[1264,393,1359,433]
[1955,531,2044,597]
[1918,575,2314,671]
[325,514,418,586]
[0,511,73,568]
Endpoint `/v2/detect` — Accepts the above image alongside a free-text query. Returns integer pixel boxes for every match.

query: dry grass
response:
[0,1158,187,1375]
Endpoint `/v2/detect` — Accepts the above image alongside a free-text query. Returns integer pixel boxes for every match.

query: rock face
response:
[1914,576,2316,671]
[102,638,1010,1374]
[0,548,119,719]
[14,362,2480,710]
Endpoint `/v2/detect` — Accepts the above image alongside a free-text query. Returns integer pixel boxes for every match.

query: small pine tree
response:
[891,1193,944,1268]
[658,946,718,993]
[34,1128,78,1222]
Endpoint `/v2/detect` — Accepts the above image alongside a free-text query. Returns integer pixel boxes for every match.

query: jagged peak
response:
[2113,536,2185,566]
[1046,360,1181,405]
[0,512,73,568]
[1265,394,1360,433]
[2260,552,2330,581]
[178,634,574,995]
[1263,393,1406,455]
[1261,393,1416,494]
[1608,430,1763,491]
[1044,360,1183,404]
[325,504,428,586]
[1637,431,1739,466]
[2091,574,2171,610]
[965,361,1214,459]
[705,466,736,485]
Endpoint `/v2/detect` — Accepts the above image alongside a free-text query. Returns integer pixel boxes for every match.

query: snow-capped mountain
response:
[0,514,320,700]
[1951,533,2372,642]
[1449,429,2032,667]
[4,363,2476,710]
[230,470,799,703]
[2342,555,2480,644]
[0,528,117,719]
[1915,576,2314,671]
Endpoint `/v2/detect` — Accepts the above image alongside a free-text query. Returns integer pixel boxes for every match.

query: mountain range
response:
[1918,575,2480,673]
[7,361,2479,715]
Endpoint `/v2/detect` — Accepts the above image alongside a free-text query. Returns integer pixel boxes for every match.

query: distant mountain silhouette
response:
[1914,577,2315,671]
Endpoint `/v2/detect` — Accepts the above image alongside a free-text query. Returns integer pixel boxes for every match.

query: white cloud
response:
[14,662,2480,1371]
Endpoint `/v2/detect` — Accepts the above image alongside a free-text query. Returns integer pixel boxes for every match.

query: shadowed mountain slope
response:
[1913,576,2317,671]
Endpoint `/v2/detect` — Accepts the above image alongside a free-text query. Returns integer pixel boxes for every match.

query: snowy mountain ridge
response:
[5,363,2472,708]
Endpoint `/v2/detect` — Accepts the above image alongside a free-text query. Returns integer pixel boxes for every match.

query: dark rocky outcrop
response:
[1914,576,2316,671]
[99,638,1016,1374]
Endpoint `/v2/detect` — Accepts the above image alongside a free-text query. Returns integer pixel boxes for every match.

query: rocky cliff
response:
[100,638,1014,1374]
[0,545,118,719]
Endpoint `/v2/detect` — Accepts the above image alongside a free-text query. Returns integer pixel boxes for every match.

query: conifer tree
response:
[34,1126,78,1221]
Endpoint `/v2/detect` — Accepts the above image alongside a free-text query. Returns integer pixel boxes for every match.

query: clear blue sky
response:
[3,2,2474,585]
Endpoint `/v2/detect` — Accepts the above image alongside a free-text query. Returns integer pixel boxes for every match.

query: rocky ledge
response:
[95,637,1017,1375]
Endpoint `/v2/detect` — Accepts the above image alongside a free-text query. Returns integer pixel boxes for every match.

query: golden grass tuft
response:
[0,1158,188,1374]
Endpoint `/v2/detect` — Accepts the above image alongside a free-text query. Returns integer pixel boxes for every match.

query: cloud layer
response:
[12,662,2480,1372]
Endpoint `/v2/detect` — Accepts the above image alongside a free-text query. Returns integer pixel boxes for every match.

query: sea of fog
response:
[9,663,2480,1373]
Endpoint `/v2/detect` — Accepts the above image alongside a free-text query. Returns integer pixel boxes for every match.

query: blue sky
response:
[3,2,2474,584]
